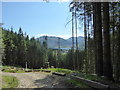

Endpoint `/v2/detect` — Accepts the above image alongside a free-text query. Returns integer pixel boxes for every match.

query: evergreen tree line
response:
[69,1,120,81]
[2,28,85,70]
[2,27,45,69]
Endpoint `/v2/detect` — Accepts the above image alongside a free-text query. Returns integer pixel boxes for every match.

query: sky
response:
[2,2,84,39]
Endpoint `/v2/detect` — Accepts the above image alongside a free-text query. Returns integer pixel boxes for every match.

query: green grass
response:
[2,65,21,69]
[3,70,17,73]
[40,68,81,76]
[44,68,102,88]
[78,74,102,81]
[2,75,19,88]
[16,70,26,73]
[42,68,79,74]
[2,66,15,70]
[42,68,92,88]
[3,69,26,73]
[65,78,92,88]
[2,65,29,73]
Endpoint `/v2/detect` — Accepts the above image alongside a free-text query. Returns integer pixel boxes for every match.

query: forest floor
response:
[2,72,71,88]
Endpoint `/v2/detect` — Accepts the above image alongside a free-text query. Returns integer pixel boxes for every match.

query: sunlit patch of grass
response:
[16,70,25,73]
[40,68,81,74]
[46,68,73,74]
[2,75,19,88]
[3,69,29,73]
[1,65,30,73]
[3,70,17,73]
[2,65,22,70]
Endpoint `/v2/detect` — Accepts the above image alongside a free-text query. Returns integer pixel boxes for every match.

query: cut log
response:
[52,72,66,76]
[1,69,5,71]
[40,70,51,73]
[71,75,109,90]
[33,70,40,72]
[25,70,32,72]
[44,70,51,73]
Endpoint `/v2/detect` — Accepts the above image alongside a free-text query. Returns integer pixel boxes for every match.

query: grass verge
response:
[3,70,26,73]
[2,65,29,73]
[78,74,102,81]
[2,75,19,88]
[41,68,80,74]
[65,78,92,88]
[41,68,94,88]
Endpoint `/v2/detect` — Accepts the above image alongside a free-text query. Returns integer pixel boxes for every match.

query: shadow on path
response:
[34,74,72,88]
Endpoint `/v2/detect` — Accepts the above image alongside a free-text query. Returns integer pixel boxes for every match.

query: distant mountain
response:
[37,36,85,50]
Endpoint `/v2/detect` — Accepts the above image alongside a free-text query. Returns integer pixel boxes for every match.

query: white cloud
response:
[35,34,71,39]
[57,35,71,39]
[35,33,84,39]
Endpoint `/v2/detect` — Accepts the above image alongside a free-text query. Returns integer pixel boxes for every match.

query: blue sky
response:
[2,2,84,39]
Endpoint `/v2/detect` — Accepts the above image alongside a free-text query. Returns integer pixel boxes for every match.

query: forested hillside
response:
[37,36,84,49]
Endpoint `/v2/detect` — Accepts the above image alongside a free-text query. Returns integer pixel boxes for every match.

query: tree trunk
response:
[94,2,103,76]
[84,2,88,73]
[112,3,115,73]
[84,3,87,51]
[115,5,120,82]
[75,8,79,70]
[93,3,97,74]
[72,12,75,70]
[103,2,113,80]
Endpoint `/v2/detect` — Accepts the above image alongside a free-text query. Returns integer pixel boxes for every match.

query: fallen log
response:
[40,70,51,73]
[44,70,51,73]
[33,69,40,72]
[52,72,66,76]
[1,69,5,71]
[25,70,32,72]
[71,75,109,90]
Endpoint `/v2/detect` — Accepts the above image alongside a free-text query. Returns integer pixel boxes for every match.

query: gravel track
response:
[2,72,69,88]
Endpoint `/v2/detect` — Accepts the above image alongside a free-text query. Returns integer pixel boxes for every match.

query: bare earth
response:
[2,72,70,88]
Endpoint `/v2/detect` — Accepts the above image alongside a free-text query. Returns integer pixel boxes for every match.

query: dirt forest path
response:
[2,72,70,88]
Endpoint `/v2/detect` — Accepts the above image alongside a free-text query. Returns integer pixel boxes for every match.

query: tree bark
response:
[84,2,88,73]
[93,2,103,76]
[84,3,87,51]
[93,3,97,74]
[75,8,79,70]
[103,2,113,80]
[72,12,75,70]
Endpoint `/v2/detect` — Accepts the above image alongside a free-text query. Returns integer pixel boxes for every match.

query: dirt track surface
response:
[2,72,69,88]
